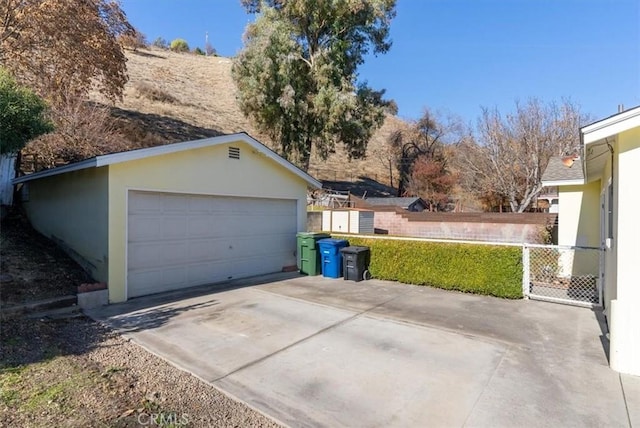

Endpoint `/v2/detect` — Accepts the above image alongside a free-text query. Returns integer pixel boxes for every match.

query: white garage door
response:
[127,191,297,298]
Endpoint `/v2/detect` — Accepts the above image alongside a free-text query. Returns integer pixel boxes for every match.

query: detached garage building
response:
[14,133,320,303]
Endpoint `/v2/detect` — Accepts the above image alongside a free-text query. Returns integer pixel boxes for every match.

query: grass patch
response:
[343,236,523,298]
[0,366,25,406]
[25,382,69,411]
[1,357,98,417]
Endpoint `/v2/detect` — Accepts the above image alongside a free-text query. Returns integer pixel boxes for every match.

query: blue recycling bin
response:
[317,238,349,278]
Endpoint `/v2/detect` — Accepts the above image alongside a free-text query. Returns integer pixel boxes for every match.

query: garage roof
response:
[13,133,322,188]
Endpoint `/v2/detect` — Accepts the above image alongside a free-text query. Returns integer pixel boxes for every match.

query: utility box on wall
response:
[322,209,374,234]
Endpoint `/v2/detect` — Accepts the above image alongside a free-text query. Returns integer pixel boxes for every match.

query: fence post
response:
[522,244,530,299]
[598,248,604,307]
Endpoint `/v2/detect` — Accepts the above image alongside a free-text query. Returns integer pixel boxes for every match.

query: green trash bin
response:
[296,232,330,275]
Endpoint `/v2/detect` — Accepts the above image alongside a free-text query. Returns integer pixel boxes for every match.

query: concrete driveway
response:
[88,274,639,427]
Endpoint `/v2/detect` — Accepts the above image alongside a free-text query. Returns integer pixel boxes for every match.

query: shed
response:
[321,209,374,234]
[13,133,321,303]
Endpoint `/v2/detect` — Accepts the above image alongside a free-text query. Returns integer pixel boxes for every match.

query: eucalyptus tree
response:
[233,0,396,170]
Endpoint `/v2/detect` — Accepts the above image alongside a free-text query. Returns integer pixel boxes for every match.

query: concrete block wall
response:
[374,211,545,244]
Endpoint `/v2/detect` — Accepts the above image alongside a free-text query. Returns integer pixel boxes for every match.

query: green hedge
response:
[341,237,523,299]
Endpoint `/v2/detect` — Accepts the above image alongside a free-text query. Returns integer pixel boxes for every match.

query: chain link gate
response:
[522,244,603,308]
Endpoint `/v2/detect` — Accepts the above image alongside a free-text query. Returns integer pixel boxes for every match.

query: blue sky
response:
[121,0,639,125]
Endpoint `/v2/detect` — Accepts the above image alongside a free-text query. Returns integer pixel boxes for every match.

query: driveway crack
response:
[620,374,633,428]
[461,343,512,427]
[210,291,408,383]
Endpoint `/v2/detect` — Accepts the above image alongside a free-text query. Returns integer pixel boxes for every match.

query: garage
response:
[15,133,320,303]
[127,191,297,298]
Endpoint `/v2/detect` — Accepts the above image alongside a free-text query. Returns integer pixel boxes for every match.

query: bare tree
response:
[371,135,399,188]
[466,98,586,213]
[408,155,457,211]
[119,29,147,51]
[24,98,131,170]
[388,109,463,197]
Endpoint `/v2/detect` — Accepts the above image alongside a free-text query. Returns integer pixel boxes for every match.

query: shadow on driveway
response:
[87,271,301,333]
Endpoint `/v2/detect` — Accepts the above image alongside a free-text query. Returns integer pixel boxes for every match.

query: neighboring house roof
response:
[541,156,585,186]
[12,133,322,188]
[364,197,426,208]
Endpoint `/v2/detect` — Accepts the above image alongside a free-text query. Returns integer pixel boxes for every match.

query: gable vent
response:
[228,146,240,159]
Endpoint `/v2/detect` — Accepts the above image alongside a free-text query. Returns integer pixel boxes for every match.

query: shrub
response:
[0,68,53,154]
[24,98,131,169]
[342,236,523,299]
[119,30,147,51]
[193,47,205,56]
[169,38,189,53]
[152,37,168,49]
[205,42,217,56]
[133,82,177,104]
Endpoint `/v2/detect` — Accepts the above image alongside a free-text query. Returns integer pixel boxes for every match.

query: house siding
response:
[609,126,640,375]
[22,167,109,283]
[555,108,640,375]
[558,181,600,248]
[107,140,308,303]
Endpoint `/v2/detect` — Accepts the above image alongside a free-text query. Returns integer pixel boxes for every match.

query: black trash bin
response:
[340,246,371,282]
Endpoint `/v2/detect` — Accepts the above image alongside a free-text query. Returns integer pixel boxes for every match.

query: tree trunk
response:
[300,136,312,172]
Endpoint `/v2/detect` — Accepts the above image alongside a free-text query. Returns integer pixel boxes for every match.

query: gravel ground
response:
[1,314,281,427]
[1,210,90,306]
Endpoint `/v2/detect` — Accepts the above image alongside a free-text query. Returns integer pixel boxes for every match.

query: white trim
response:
[541,179,585,187]
[124,185,301,201]
[12,133,322,188]
[582,106,640,145]
[523,243,602,251]
[124,189,130,301]
[527,294,600,309]
[12,158,97,184]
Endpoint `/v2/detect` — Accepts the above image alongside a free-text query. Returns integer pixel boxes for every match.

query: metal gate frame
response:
[522,244,603,308]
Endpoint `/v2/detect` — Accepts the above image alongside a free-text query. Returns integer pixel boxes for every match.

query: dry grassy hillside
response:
[92,47,405,190]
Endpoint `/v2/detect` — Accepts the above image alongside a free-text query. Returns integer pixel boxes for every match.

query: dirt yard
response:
[0,211,280,427]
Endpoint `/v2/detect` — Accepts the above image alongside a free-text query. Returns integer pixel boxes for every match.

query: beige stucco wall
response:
[557,180,601,277]
[22,167,109,283]
[107,140,308,302]
[609,126,640,375]
[558,180,600,248]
